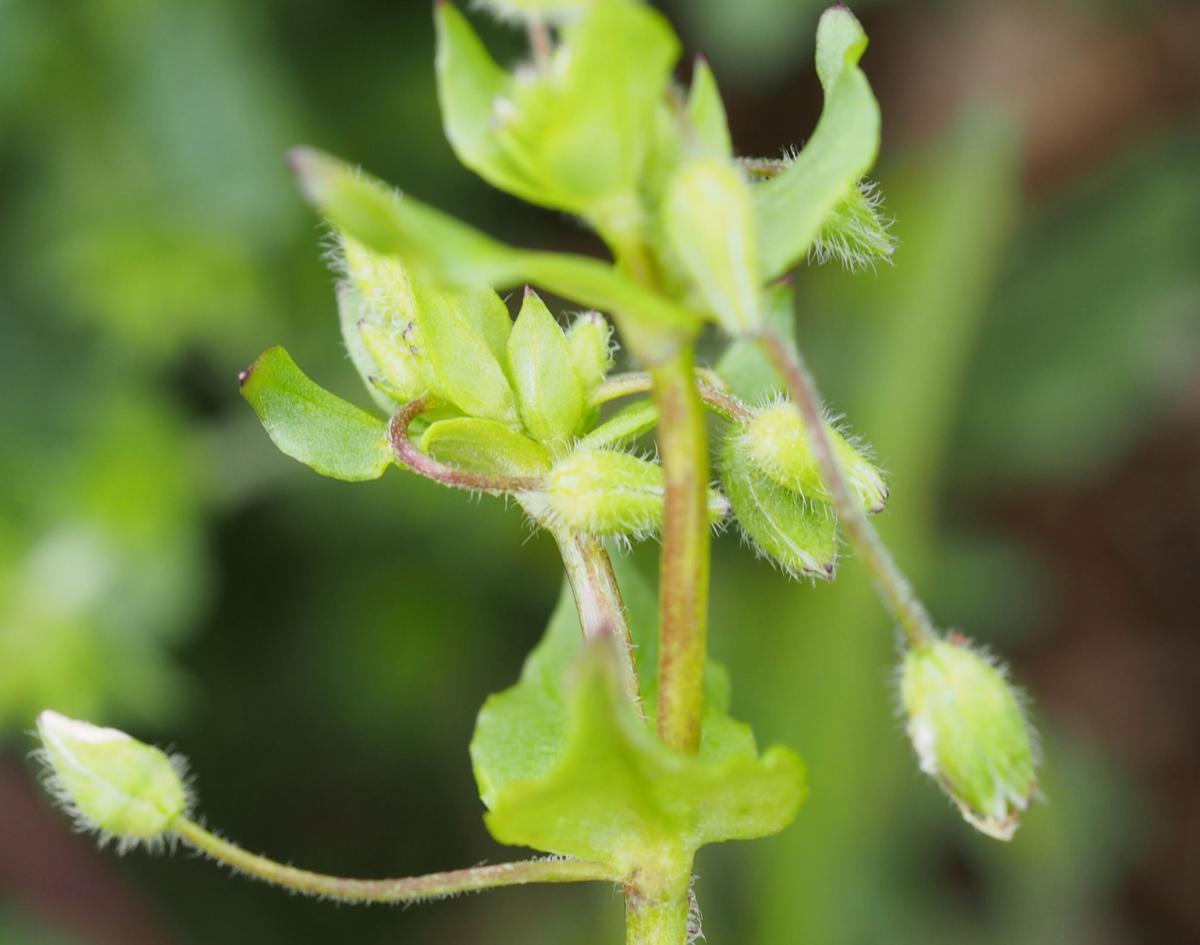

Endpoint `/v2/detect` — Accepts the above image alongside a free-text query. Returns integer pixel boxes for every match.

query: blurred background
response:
[1,0,1197,942]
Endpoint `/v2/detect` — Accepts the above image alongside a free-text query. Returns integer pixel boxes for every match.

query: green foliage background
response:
[1,0,1197,942]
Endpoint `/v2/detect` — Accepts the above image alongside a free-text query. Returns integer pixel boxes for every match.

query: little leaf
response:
[721,435,838,579]
[687,56,733,160]
[471,564,806,874]
[580,400,658,450]
[754,5,881,280]
[239,346,392,482]
[288,147,701,346]
[714,279,795,403]
[421,418,552,479]
[484,643,806,872]
[508,289,585,448]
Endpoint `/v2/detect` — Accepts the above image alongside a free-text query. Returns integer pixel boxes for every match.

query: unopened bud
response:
[741,403,887,513]
[663,156,762,335]
[565,311,614,394]
[900,638,1038,841]
[508,289,585,448]
[36,711,190,851]
[537,448,727,538]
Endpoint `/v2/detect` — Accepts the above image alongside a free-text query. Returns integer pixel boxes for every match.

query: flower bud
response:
[36,711,190,851]
[565,311,614,394]
[740,402,887,513]
[720,435,838,580]
[809,179,895,271]
[536,447,728,538]
[436,0,679,228]
[508,289,586,448]
[900,638,1038,841]
[663,156,762,335]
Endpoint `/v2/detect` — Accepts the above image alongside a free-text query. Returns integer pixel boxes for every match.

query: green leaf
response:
[687,56,733,160]
[754,5,880,280]
[720,435,837,579]
[239,346,392,482]
[580,399,658,450]
[471,564,806,873]
[487,645,806,870]
[421,417,552,479]
[663,156,763,334]
[508,289,585,448]
[289,147,702,352]
[504,0,680,225]
[435,4,542,206]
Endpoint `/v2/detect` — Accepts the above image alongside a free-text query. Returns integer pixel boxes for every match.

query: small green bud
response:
[421,417,552,479]
[663,156,762,335]
[720,435,838,580]
[36,711,190,851]
[739,402,887,513]
[565,311,614,394]
[437,0,679,228]
[534,447,728,539]
[900,637,1039,841]
[508,289,586,448]
[809,179,895,271]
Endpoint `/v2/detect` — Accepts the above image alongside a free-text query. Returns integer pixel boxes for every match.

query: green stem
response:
[759,331,937,648]
[591,371,755,424]
[172,819,615,904]
[553,528,644,715]
[649,348,711,754]
[625,881,692,945]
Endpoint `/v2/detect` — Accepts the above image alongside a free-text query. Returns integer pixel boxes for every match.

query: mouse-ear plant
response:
[35,3,1040,942]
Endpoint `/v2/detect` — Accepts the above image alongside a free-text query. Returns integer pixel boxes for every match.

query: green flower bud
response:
[663,156,762,335]
[720,435,838,580]
[436,0,679,230]
[36,711,190,851]
[508,289,586,449]
[738,402,887,513]
[565,311,614,394]
[534,447,728,539]
[900,637,1039,841]
[809,179,895,271]
[341,236,518,425]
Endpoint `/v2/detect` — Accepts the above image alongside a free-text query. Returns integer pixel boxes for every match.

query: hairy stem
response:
[649,348,711,753]
[759,331,936,648]
[592,371,754,424]
[173,819,615,904]
[625,880,692,945]
[388,399,542,495]
[553,528,643,715]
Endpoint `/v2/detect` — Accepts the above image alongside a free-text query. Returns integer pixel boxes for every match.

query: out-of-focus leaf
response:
[687,56,733,159]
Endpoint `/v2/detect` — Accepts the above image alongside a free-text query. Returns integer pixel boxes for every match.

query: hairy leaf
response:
[754,6,880,280]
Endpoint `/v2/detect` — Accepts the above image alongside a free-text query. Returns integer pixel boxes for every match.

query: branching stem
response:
[593,372,755,424]
[759,330,937,648]
[388,398,542,495]
[173,819,616,904]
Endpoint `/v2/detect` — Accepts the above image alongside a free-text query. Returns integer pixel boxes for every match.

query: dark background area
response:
[1,0,1198,942]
